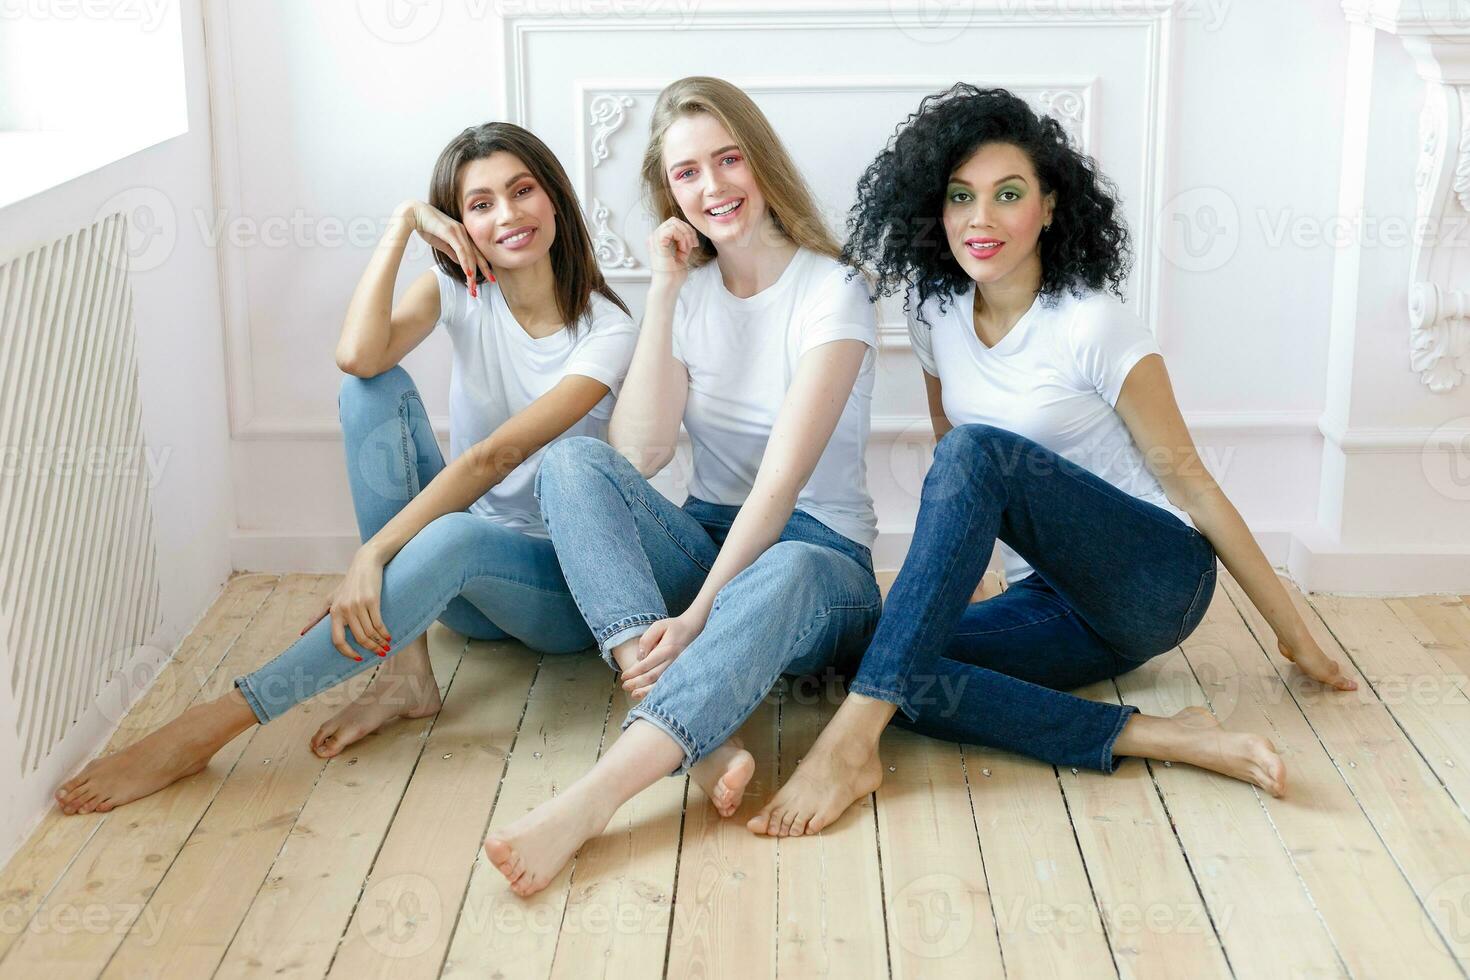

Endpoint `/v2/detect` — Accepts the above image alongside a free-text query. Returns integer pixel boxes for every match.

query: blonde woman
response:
[482,77,882,897]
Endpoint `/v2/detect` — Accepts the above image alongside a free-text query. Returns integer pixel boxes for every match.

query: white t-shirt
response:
[435,267,639,538]
[907,283,1195,583]
[670,247,880,550]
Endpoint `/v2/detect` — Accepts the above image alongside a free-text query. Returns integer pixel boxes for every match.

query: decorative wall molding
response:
[1342,0,1470,35]
[588,94,635,168]
[507,4,1176,333]
[1405,42,1470,392]
[1318,412,1470,452]
[588,196,639,270]
[1346,2,1470,391]
[204,0,262,439]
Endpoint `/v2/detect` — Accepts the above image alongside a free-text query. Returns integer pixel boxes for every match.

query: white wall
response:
[0,0,234,860]
[221,0,1375,580]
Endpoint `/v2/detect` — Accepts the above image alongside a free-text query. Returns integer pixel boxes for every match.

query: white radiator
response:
[0,213,162,773]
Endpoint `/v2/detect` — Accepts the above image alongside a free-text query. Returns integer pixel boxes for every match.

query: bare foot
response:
[54,693,256,814]
[748,734,884,838]
[311,637,440,758]
[1121,706,1287,796]
[483,788,612,898]
[689,736,756,818]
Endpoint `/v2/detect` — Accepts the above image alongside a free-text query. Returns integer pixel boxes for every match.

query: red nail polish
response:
[488,273,495,283]
[353,655,363,662]
[377,651,386,657]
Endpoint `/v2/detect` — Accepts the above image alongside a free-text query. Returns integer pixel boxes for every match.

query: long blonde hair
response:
[640,76,840,268]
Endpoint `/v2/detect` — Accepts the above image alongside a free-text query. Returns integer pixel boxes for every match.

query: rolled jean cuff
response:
[1098,703,1140,774]
[622,701,699,777]
[598,614,662,668]
[844,679,915,723]
[233,675,273,725]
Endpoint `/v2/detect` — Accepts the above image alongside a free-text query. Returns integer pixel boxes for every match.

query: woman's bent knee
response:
[537,436,627,500]
[339,363,412,402]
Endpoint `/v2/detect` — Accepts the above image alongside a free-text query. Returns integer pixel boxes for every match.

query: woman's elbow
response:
[335,348,379,378]
[623,444,672,479]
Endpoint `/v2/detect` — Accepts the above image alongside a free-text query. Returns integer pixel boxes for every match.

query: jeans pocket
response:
[1174,561,1217,647]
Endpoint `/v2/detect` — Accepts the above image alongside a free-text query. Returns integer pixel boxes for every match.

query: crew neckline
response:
[710,246,807,307]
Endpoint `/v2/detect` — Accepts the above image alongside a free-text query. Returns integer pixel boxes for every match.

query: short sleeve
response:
[1066,295,1160,407]
[432,265,469,334]
[564,294,639,396]
[798,266,878,357]
[904,287,939,376]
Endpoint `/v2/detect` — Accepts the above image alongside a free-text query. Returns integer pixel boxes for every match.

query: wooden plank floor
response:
[3,570,1469,979]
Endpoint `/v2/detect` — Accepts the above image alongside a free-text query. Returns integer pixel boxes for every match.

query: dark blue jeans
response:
[847,423,1218,772]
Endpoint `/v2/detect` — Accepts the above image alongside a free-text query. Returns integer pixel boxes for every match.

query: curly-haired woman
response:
[748,85,1357,838]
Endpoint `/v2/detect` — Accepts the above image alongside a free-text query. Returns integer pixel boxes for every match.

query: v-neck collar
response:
[961,281,1040,357]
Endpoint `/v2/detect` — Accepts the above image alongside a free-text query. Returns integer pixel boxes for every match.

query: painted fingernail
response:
[488,273,495,283]
[352,655,363,662]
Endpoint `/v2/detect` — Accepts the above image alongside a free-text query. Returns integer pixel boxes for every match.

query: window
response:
[0,0,188,209]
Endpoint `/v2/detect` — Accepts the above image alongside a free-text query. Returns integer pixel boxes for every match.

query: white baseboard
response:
[1286,525,1470,595]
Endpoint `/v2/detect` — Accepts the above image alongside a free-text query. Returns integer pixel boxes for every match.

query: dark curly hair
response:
[841,84,1131,324]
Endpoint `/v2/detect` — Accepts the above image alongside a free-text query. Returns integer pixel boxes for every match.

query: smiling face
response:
[942,141,1056,288]
[458,151,557,270]
[662,112,768,248]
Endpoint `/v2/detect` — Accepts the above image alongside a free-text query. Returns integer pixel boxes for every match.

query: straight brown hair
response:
[639,77,841,268]
[428,122,629,335]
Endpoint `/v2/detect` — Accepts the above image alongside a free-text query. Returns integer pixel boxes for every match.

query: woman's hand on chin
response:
[648,216,697,291]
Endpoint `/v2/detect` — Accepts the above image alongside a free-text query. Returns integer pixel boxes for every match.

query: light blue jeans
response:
[234,366,593,723]
[534,435,883,776]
